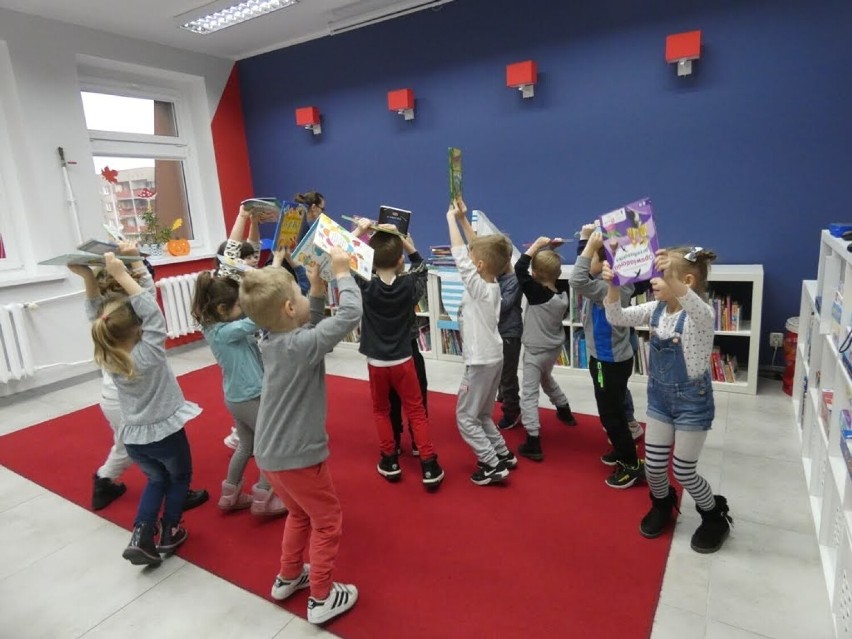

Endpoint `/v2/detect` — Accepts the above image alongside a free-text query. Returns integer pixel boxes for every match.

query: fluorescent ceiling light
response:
[180,0,298,35]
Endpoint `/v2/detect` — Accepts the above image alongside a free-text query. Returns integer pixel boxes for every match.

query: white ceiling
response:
[0,0,454,60]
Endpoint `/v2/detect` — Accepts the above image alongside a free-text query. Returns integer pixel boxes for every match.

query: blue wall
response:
[239,0,852,361]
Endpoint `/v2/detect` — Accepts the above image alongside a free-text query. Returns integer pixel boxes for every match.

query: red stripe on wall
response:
[159,63,253,348]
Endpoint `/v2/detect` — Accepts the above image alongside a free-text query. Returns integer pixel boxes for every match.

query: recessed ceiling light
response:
[180,0,298,35]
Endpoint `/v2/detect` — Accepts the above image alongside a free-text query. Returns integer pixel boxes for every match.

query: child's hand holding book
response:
[329,246,351,280]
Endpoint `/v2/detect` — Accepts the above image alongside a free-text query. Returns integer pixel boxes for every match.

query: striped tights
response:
[644,418,716,511]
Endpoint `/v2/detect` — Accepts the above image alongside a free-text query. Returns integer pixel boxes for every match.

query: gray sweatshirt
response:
[254,276,362,472]
[568,255,635,363]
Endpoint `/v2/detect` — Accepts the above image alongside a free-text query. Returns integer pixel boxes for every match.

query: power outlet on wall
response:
[769,332,784,348]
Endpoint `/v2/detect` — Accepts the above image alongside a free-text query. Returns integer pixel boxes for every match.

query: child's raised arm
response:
[602,261,653,327]
[104,253,143,297]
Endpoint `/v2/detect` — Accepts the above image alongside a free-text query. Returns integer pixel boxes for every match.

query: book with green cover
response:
[448,147,463,202]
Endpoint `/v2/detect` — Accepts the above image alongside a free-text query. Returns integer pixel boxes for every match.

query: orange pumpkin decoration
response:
[167,238,190,256]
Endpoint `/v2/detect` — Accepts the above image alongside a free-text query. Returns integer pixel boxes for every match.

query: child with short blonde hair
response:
[605,246,733,552]
[240,247,361,624]
[514,237,576,462]
[447,199,517,485]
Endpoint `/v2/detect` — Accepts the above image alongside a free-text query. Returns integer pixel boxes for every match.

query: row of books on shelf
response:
[709,347,739,383]
[429,245,455,267]
[440,328,464,356]
[416,325,432,352]
[710,294,743,331]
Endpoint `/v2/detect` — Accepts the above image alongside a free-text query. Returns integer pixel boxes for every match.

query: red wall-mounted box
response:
[295,106,320,126]
[506,60,537,87]
[387,89,415,111]
[665,30,702,62]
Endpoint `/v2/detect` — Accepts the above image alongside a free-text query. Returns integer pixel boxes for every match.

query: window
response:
[81,85,205,251]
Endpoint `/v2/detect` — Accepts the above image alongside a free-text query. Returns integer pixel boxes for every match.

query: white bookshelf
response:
[429,263,763,395]
[792,230,852,637]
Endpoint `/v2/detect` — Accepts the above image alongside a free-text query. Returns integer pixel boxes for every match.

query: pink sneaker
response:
[217,480,252,511]
[251,484,287,517]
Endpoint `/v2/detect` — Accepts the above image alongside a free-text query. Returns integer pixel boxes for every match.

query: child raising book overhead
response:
[569,229,643,488]
[446,198,517,485]
[239,246,361,625]
[90,253,202,567]
[191,250,292,517]
[604,247,733,553]
[353,219,444,489]
[514,237,577,462]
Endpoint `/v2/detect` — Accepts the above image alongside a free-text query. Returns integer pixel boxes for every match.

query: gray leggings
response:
[225,397,270,490]
[644,418,715,511]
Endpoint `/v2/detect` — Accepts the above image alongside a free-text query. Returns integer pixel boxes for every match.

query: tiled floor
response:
[0,345,836,639]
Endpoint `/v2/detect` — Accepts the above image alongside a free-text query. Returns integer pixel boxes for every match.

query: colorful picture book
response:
[378,205,412,235]
[448,147,463,202]
[240,198,299,251]
[598,197,660,286]
[272,202,307,252]
[291,213,374,281]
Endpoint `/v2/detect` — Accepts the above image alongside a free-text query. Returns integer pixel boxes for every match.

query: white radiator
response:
[156,272,204,338]
[0,303,35,383]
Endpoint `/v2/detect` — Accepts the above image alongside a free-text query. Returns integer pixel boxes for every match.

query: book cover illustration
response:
[378,206,412,235]
[448,147,463,202]
[291,213,374,281]
[241,198,285,250]
[598,197,660,286]
[273,201,307,251]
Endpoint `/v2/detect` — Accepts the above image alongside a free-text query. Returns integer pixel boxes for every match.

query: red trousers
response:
[368,359,436,459]
[265,462,342,600]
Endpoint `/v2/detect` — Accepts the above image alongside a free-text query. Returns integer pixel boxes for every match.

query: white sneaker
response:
[270,564,310,601]
[307,582,358,624]
[223,428,239,450]
[629,421,645,440]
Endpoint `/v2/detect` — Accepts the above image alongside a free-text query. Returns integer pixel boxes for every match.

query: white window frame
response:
[78,65,223,264]
[0,42,26,276]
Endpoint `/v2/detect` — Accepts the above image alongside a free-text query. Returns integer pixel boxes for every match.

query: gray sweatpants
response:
[456,361,510,466]
[520,346,569,437]
[224,397,270,490]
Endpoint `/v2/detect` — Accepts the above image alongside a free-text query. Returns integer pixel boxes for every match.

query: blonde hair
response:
[666,246,717,296]
[239,267,298,330]
[469,234,512,277]
[532,249,562,283]
[92,294,141,379]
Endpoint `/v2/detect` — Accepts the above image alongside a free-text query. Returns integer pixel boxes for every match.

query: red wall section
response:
[159,63,253,349]
[212,64,254,234]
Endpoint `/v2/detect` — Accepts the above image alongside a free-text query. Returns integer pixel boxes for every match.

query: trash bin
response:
[782,317,799,395]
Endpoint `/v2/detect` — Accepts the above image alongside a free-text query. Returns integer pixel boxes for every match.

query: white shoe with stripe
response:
[307,582,358,624]
[270,564,310,601]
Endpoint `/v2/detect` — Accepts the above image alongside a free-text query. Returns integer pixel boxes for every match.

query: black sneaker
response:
[605,460,645,489]
[122,522,162,567]
[157,520,188,555]
[497,414,520,430]
[183,488,209,511]
[377,453,402,482]
[518,435,543,462]
[420,456,444,489]
[600,449,618,466]
[497,450,519,470]
[556,404,578,426]
[470,459,510,486]
[92,474,126,511]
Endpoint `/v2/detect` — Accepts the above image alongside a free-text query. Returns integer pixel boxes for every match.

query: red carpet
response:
[0,366,671,638]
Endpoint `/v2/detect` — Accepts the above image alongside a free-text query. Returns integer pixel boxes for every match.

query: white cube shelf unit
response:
[430,263,763,395]
[793,230,852,637]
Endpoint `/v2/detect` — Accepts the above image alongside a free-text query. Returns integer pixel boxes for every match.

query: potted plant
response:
[139,207,185,256]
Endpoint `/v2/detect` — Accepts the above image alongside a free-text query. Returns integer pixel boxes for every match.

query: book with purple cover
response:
[599,197,660,286]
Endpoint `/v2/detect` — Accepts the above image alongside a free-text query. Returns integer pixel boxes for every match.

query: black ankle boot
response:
[157,520,188,556]
[640,487,680,538]
[183,488,209,511]
[122,522,162,566]
[92,473,126,511]
[691,495,733,554]
[518,435,543,462]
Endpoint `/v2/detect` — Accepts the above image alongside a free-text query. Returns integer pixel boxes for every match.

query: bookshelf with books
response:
[429,267,465,362]
[554,264,763,395]
[792,230,852,633]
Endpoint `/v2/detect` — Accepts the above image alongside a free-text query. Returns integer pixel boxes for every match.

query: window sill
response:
[0,271,68,289]
[146,252,216,266]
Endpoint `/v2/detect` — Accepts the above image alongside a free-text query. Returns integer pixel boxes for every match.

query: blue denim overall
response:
[646,302,715,431]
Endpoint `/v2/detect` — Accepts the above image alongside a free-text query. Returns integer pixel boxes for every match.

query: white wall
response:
[0,8,233,397]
